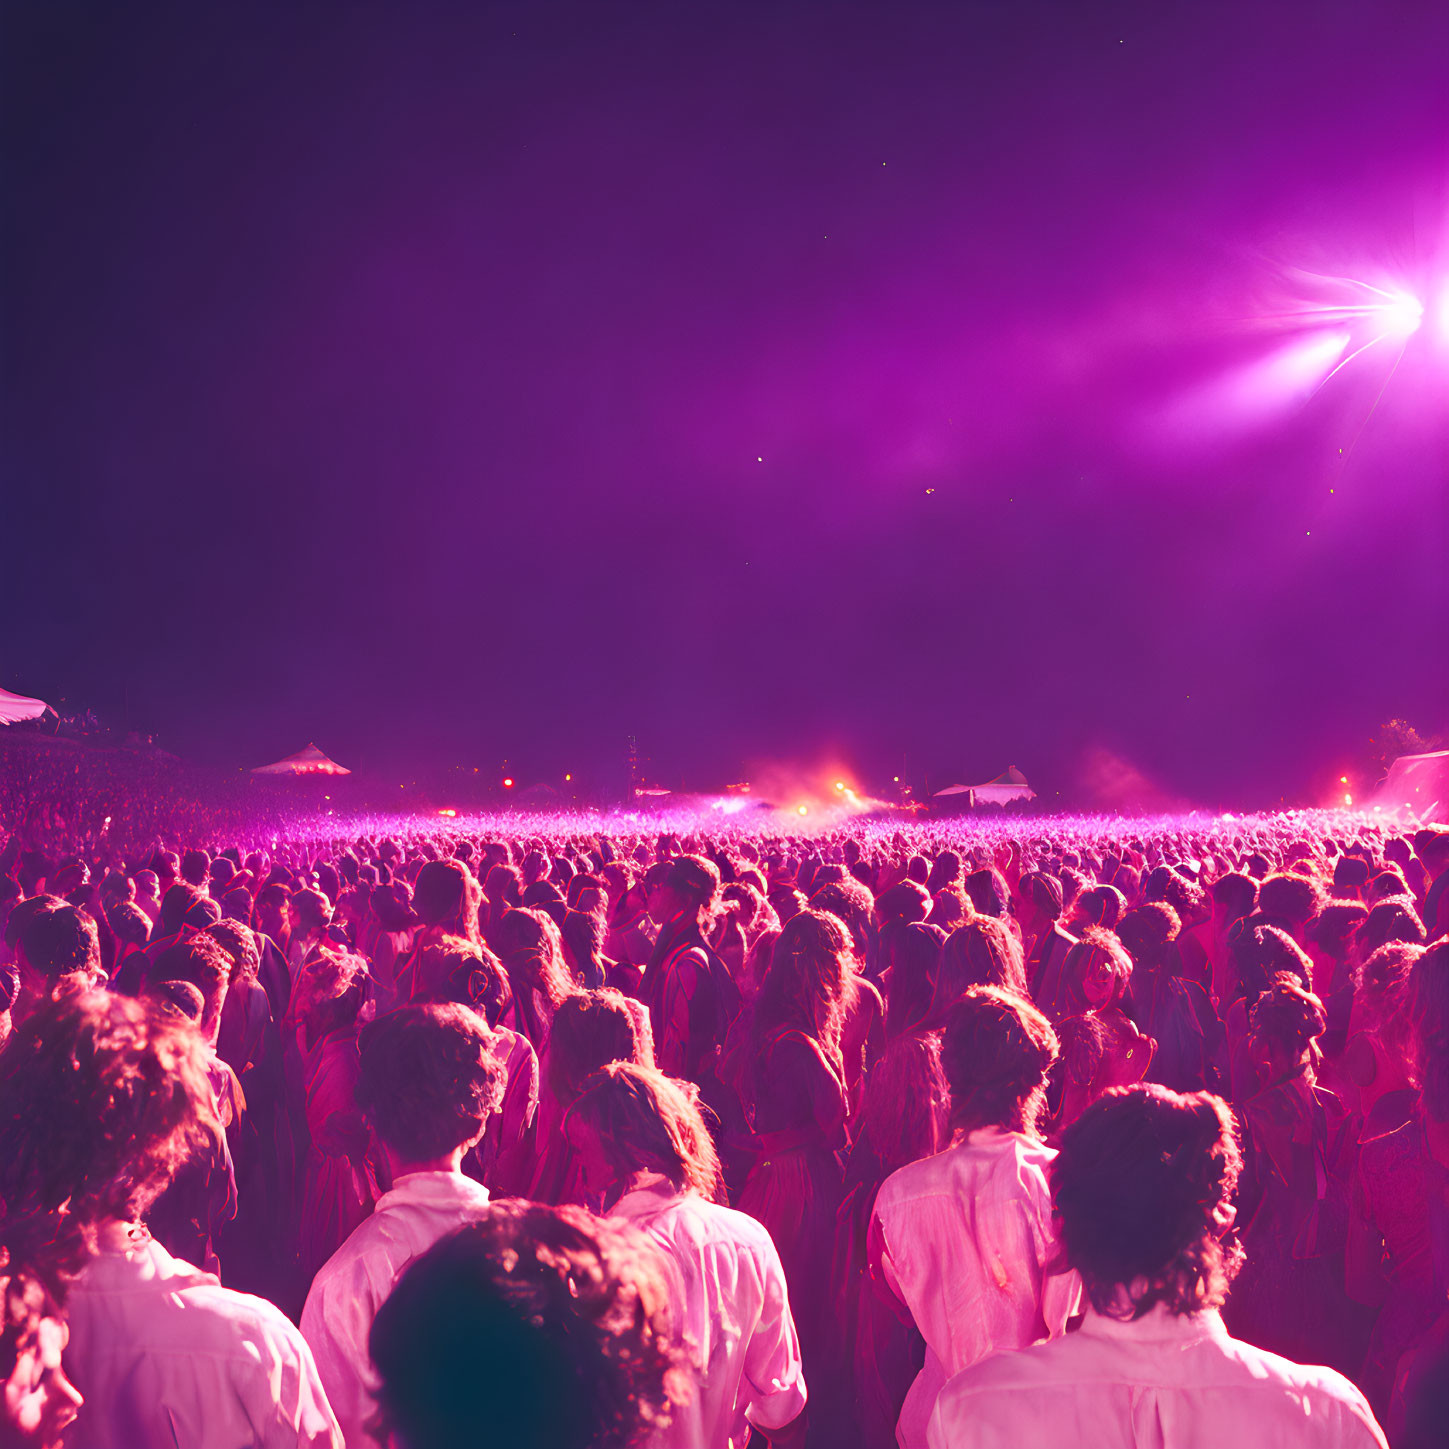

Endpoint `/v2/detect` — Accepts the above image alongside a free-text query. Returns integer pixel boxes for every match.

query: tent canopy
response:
[937,765,1035,805]
[251,742,350,776]
[0,687,52,725]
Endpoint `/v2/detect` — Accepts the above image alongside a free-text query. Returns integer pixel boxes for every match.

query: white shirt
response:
[65,1221,341,1448]
[927,1304,1388,1449]
[301,1170,493,1448]
[869,1127,1080,1449]
[611,1177,807,1449]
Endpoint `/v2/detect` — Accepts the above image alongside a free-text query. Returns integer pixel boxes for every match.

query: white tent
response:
[972,766,1035,806]
[0,687,51,725]
[251,742,351,776]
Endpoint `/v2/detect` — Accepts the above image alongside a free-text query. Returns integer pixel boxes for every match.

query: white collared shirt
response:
[610,1177,807,1449]
[64,1221,341,1448]
[927,1304,1388,1449]
[301,1170,492,1448]
[869,1126,1081,1449]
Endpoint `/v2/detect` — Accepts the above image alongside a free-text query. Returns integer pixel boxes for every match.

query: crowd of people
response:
[0,803,1445,1447]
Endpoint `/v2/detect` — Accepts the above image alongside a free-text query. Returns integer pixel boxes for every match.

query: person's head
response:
[879,920,945,1037]
[873,880,931,928]
[963,867,1010,919]
[1053,1083,1242,1320]
[355,1005,505,1170]
[254,883,291,937]
[1116,902,1181,971]
[493,908,574,1010]
[1358,896,1426,959]
[1227,920,1312,999]
[0,992,216,1228]
[294,951,367,1046]
[1072,884,1127,932]
[1063,928,1134,1013]
[937,915,1029,1008]
[369,1203,685,1449]
[179,849,210,890]
[547,990,654,1107]
[1256,872,1323,937]
[17,907,101,1001]
[567,1062,723,1205]
[148,934,232,1044]
[754,908,854,1059]
[1208,871,1257,925]
[204,919,260,988]
[1016,870,1064,934]
[1303,893,1363,948]
[288,887,334,939]
[654,856,720,929]
[1247,972,1326,1082]
[105,900,151,952]
[939,986,1057,1137]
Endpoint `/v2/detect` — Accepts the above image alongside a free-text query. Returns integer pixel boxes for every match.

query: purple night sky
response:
[4,2,1447,805]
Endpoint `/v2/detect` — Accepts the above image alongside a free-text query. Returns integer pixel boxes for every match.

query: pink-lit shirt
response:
[926,1305,1388,1449]
[64,1221,341,1449]
[301,1171,493,1449]
[869,1127,1080,1449]
[610,1177,807,1449]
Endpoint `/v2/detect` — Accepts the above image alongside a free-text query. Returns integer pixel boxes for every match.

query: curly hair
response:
[18,906,100,984]
[1116,902,1182,966]
[1355,940,1422,1065]
[568,1062,724,1203]
[368,1202,687,1449]
[1359,896,1426,956]
[937,916,1029,1009]
[354,1005,505,1161]
[1061,927,1134,1013]
[939,986,1058,1136]
[149,934,233,1039]
[0,991,216,1230]
[1053,1083,1243,1320]
[547,989,655,1106]
[1249,972,1327,1063]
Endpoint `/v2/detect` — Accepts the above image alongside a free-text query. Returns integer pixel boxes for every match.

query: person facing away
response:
[868,986,1080,1449]
[0,990,341,1448]
[927,1082,1387,1449]
[301,1003,505,1448]
[367,1201,689,1449]
[567,1061,807,1449]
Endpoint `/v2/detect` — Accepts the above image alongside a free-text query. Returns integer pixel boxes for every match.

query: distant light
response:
[834,781,845,791]
[565,773,572,782]
[1344,792,1353,806]
[438,808,457,818]
[797,805,809,816]
[893,776,900,783]
[1339,776,1348,784]
[324,794,330,800]
[503,778,514,788]
[1220,812,1236,821]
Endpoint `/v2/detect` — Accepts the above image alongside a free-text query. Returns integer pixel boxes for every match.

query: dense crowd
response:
[0,805,1445,1448]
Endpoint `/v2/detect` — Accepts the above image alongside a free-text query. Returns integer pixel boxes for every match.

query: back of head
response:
[547,990,653,1106]
[1053,1083,1242,1319]
[149,934,233,1039]
[0,991,215,1225]
[355,1004,504,1161]
[568,1061,722,1202]
[19,906,100,985]
[940,986,1057,1136]
[369,1202,684,1449]
[939,916,1028,1004]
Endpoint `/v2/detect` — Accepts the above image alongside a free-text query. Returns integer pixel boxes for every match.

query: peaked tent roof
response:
[251,742,351,776]
[0,687,52,725]
[978,765,1031,788]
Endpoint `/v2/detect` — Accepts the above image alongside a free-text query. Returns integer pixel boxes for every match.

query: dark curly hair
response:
[1248,972,1326,1064]
[368,1202,687,1449]
[0,991,216,1230]
[547,989,654,1106]
[354,1004,505,1161]
[939,985,1058,1136]
[936,916,1029,1010]
[1052,1083,1243,1320]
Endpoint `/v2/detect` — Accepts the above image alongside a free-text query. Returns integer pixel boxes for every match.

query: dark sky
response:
[4,1,1447,805]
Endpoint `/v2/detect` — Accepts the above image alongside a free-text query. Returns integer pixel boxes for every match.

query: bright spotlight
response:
[502,777,514,788]
[834,781,846,792]
[797,805,809,816]
[1379,292,1424,336]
